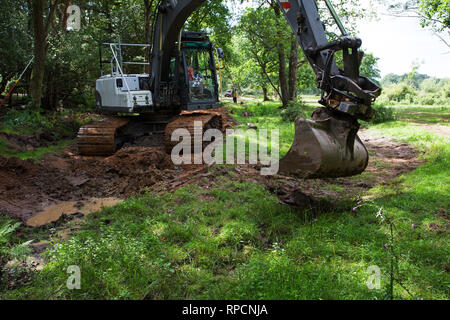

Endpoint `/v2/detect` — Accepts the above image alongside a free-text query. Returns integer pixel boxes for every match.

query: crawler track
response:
[77,110,223,156]
[164,110,223,153]
[77,117,131,156]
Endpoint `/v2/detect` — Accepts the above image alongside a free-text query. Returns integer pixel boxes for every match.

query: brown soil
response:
[0,132,58,152]
[0,107,423,226]
[273,130,425,208]
[0,146,177,224]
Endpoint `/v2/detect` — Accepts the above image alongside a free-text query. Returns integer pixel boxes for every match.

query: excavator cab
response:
[178,31,219,111]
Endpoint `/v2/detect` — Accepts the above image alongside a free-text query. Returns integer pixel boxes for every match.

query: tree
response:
[0,0,31,97]
[237,4,299,107]
[29,0,64,109]
[359,53,381,83]
[144,0,156,74]
[387,0,450,47]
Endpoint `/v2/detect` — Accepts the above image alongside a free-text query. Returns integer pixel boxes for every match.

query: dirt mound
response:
[216,106,238,130]
[0,156,55,221]
[70,147,176,197]
[0,107,425,227]
[0,132,57,152]
[0,146,177,223]
[0,156,37,174]
[0,107,236,225]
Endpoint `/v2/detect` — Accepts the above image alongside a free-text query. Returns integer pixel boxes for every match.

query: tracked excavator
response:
[77,0,381,179]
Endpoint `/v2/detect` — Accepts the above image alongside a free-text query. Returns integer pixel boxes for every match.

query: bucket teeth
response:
[279,109,368,179]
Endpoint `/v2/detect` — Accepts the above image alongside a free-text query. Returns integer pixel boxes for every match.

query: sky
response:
[357,12,450,79]
[228,0,450,79]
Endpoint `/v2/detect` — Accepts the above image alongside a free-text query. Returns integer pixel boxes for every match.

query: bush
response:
[280,99,309,122]
[371,104,396,124]
[0,220,33,267]
[379,77,450,106]
[1,107,56,132]
[383,81,418,104]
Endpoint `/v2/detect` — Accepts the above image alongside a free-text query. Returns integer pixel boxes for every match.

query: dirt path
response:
[416,123,450,137]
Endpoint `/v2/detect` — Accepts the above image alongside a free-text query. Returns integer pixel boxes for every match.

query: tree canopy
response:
[0,0,381,109]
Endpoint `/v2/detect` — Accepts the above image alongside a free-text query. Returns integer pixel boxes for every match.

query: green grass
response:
[226,101,316,157]
[0,107,98,161]
[1,101,448,300]
[390,105,450,125]
[0,138,73,161]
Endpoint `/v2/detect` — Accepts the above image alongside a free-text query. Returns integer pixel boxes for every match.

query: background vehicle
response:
[224,89,233,97]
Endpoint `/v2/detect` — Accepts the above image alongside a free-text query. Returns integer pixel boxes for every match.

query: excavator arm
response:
[279,0,381,121]
[149,0,381,178]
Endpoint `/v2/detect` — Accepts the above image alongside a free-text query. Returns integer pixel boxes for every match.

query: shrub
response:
[371,104,396,124]
[383,81,418,104]
[418,95,435,106]
[280,99,309,122]
[0,220,32,271]
[1,107,56,132]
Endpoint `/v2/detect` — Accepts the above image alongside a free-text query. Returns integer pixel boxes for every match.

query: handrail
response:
[109,44,133,103]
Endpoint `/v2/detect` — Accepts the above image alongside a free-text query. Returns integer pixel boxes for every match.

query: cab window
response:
[183,48,215,102]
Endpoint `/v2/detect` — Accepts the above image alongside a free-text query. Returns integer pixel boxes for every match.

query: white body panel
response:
[95,74,153,112]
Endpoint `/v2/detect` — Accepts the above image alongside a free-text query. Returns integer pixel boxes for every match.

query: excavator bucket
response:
[279,108,368,179]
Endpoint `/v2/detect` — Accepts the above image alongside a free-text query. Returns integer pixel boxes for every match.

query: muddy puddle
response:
[26,197,122,227]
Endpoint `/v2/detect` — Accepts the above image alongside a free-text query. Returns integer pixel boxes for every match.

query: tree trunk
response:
[29,0,58,110]
[288,34,299,100]
[273,5,289,108]
[30,0,46,110]
[262,86,268,101]
[144,0,154,74]
[60,0,71,29]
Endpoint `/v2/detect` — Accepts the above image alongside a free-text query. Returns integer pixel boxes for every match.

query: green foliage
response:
[387,0,449,44]
[0,106,94,136]
[359,53,381,82]
[1,108,56,133]
[380,74,450,106]
[0,138,73,161]
[186,0,232,50]
[382,81,418,104]
[0,0,30,94]
[235,6,285,95]
[0,219,32,267]
[371,104,396,124]
[0,107,96,160]
[418,0,450,30]
[280,99,309,122]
